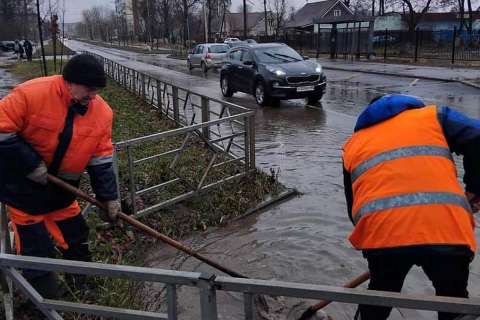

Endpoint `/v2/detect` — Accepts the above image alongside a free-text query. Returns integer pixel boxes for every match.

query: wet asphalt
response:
[6,41,480,319]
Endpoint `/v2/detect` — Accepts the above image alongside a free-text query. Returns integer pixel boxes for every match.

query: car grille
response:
[287,75,320,84]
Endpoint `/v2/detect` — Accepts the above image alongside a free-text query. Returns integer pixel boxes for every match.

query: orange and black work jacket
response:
[343,94,478,255]
[0,75,118,214]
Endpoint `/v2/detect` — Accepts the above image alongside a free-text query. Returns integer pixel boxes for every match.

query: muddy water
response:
[0,58,16,98]
[66,41,480,319]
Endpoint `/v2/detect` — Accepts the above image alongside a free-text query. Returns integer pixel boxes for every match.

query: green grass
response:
[6,59,285,318]
[33,39,75,57]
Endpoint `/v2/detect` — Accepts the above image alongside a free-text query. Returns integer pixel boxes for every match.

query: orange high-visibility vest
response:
[0,75,115,250]
[343,105,476,252]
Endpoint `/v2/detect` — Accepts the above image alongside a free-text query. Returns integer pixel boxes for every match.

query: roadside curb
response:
[233,188,300,221]
[322,65,455,83]
[322,65,480,90]
[459,80,480,90]
[167,54,187,61]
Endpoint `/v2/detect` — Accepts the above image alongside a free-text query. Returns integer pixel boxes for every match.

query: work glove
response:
[466,192,480,213]
[26,161,48,185]
[99,199,121,223]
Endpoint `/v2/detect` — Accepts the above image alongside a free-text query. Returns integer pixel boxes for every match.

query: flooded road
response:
[67,41,480,319]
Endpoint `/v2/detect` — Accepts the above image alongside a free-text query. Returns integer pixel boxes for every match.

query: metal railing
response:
[87,52,256,218]
[1,251,480,320]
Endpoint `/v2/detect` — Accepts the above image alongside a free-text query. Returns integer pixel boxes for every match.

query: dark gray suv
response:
[220,43,326,106]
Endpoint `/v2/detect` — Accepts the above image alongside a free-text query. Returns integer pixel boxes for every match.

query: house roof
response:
[285,0,353,28]
[225,12,266,32]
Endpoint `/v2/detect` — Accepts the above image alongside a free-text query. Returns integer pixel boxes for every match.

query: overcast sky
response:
[63,0,479,23]
[63,0,305,23]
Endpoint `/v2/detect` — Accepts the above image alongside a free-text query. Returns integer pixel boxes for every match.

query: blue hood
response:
[354,95,426,132]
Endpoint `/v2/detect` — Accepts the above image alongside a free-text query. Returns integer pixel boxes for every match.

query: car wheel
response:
[307,93,323,105]
[201,62,208,73]
[187,60,193,70]
[254,81,271,106]
[221,75,234,97]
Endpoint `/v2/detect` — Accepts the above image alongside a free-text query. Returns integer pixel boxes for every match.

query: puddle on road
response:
[66,41,480,320]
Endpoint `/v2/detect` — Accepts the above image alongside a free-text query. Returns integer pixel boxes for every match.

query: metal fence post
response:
[112,151,121,205]
[244,114,256,172]
[0,203,14,320]
[167,284,178,320]
[132,70,136,93]
[172,87,179,123]
[383,28,388,60]
[127,146,136,216]
[201,97,210,139]
[414,28,420,62]
[199,274,217,320]
[451,26,457,64]
[356,23,361,60]
[156,80,162,112]
[141,73,146,99]
[244,292,255,320]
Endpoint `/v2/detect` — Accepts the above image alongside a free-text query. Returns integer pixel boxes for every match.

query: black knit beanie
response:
[62,54,106,88]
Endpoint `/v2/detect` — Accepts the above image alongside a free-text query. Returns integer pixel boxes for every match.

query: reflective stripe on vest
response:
[88,155,113,166]
[353,191,472,225]
[57,171,83,181]
[351,145,453,183]
[0,132,16,142]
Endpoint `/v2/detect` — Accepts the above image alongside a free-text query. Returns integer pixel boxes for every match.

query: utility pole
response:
[264,0,268,37]
[203,0,208,42]
[36,0,47,76]
[243,0,247,39]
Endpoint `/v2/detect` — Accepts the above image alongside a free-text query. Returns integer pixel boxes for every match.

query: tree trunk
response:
[183,0,188,47]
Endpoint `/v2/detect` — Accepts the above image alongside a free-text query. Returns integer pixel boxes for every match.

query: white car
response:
[224,37,241,44]
[187,43,230,72]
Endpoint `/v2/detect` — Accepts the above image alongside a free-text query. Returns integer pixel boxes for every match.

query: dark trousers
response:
[14,213,91,280]
[356,252,470,320]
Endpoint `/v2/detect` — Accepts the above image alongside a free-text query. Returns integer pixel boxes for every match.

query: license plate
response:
[297,86,314,92]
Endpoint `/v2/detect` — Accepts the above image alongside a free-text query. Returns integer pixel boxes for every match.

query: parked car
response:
[220,43,326,106]
[245,39,257,44]
[187,43,230,72]
[0,41,15,52]
[224,37,242,44]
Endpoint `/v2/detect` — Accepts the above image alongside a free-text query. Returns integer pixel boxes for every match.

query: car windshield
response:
[255,46,303,64]
[208,45,229,53]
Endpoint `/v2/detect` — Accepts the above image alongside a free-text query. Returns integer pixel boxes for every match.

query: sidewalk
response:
[316,58,480,89]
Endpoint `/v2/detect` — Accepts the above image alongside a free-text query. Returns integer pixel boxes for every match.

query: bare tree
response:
[268,0,288,37]
[398,0,434,37]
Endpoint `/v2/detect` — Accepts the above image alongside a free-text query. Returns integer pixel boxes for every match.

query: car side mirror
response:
[243,60,254,66]
[303,56,310,60]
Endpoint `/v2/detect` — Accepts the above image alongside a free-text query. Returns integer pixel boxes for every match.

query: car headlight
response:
[315,64,322,73]
[266,65,286,77]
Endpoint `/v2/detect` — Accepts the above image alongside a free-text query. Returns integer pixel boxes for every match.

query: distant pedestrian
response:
[343,94,478,320]
[23,39,33,61]
[13,40,21,60]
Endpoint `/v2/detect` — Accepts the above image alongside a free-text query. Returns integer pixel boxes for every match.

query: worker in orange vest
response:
[0,54,121,299]
[343,94,479,320]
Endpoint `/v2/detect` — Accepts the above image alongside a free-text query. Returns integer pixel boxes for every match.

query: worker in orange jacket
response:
[0,54,121,298]
[343,94,479,320]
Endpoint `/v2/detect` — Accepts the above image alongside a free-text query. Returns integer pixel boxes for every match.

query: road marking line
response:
[409,79,419,86]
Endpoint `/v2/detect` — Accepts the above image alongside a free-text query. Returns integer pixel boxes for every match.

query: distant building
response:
[373,13,408,31]
[115,0,136,36]
[285,0,355,32]
[222,12,273,37]
[416,12,480,31]
[373,12,480,32]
